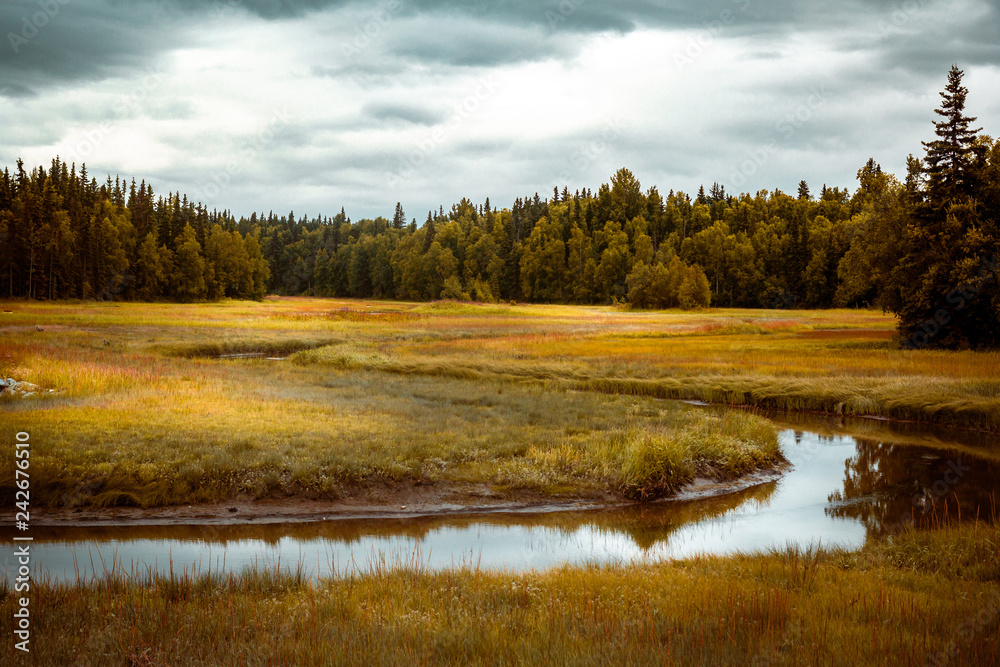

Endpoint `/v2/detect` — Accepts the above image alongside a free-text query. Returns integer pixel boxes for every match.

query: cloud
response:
[1,0,999,221]
[364,102,443,126]
[0,1,178,95]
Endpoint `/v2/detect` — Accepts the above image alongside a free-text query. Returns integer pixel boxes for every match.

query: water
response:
[4,414,999,584]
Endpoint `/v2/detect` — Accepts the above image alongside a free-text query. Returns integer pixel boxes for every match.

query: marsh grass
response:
[154,336,346,359]
[2,297,997,509]
[0,354,781,508]
[2,523,996,666]
[296,341,1000,433]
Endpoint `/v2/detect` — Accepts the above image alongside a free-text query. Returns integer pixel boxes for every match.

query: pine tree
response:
[392,202,406,229]
[893,66,997,349]
[173,223,206,301]
[921,65,981,206]
[797,180,811,200]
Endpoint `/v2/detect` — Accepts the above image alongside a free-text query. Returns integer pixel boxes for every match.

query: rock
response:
[0,379,54,399]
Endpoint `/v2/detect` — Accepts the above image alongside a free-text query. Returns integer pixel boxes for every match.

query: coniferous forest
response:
[2,67,998,348]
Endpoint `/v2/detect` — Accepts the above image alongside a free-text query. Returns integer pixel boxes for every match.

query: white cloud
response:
[1,0,997,217]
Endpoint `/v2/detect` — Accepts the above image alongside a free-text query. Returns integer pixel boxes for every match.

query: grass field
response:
[2,522,997,665]
[2,297,999,509]
[3,298,999,666]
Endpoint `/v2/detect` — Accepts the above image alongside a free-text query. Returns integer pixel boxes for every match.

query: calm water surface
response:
[4,411,998,583]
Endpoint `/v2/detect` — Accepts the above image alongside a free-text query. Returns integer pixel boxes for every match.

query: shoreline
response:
[2,467,786,529]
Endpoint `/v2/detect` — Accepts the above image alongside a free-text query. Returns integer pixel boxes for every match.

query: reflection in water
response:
[3,419,999,584]
[827,438,999,538]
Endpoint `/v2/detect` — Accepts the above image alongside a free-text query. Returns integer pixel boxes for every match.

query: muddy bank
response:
[6,469,786,528]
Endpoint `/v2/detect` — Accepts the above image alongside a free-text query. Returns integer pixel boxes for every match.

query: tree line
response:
[0,159,269,301]
[1,67,996,348]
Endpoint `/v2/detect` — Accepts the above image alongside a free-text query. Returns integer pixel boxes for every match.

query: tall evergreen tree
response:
[921,65,982,205]
[392,202,406,229]
[893,66,997,349]
[797,180,811,200]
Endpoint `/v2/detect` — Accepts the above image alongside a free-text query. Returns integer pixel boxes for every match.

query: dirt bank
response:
[7,468,785,528]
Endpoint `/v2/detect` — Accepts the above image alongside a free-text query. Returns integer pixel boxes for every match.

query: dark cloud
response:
[0,1,177,95]
[389,18,572,67]
[364,102,442,125]
[169,0,349,20]
[2,0,999,221]
[0,81,36,99]
[8,0,992,97]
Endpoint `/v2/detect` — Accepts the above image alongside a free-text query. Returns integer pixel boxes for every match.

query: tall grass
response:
[294,342,1000,433]
[0,357,782,508]
[2,523,996,665]
[2,297,997,510]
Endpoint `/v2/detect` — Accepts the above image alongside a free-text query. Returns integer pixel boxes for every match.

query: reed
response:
[2,523,996,666]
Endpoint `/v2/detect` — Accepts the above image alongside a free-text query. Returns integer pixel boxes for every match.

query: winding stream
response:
[4,410,999,584]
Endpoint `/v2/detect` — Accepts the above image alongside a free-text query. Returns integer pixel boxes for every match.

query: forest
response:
[1,67,997,347]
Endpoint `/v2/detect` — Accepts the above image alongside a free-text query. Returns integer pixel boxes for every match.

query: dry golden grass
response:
[2,298,998,665]
[2,297,997,509]
[3,522,997,666]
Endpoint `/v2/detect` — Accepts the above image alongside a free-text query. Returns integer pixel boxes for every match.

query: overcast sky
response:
[2,0,999,220]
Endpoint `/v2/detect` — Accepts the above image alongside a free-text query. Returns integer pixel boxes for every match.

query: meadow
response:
[3,298,1000,665]
[2,297,999,510]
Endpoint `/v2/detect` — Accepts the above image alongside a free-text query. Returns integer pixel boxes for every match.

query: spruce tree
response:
[921,65,981,206]
[894,66,997,349]
[392,202,405,229]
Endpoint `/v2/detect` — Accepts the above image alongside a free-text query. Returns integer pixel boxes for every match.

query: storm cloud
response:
[1,0,997,218]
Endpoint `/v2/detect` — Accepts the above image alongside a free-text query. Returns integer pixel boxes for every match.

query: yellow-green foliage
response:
[0,349,781,507]
[3,523,997,665]
[607,411,781,501]
[2,297,997,509]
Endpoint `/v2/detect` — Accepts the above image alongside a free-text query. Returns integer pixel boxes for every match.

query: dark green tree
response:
[921,65,982,205]
[893,66,998,349]
[392,202,406,229]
